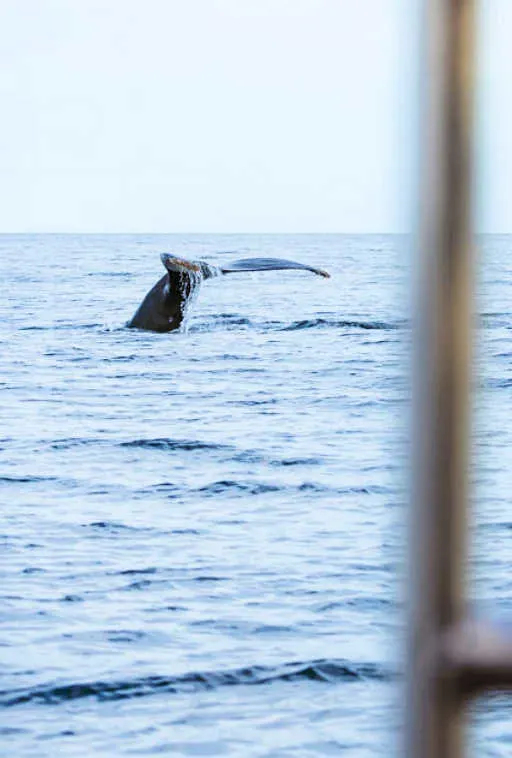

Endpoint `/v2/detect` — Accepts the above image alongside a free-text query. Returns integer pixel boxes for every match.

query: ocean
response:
[1,233,510,756]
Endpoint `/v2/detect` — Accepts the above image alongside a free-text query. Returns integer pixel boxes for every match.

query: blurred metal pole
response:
[407,1,476,756]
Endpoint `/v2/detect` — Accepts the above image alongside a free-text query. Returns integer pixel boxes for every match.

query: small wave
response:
[298,482,331,492]
[341,484,391,495]
[485,378,512,389]
[195,480,379,497]
[212,313,253,324]
[189,314,254,332]
[270,457,320,467]
[0,475,58,484]
[18,323,102,331]
[230,450,266,464]
[85,271,132,278]
[281,318,403,332]
[85,521,154,534]
[116,567,158,576]
[197,480,281,496]
[119,438,232,452]
[49,437,104,450]
[0,658,389,707]
[228,397,277,406]
[42,437,229,453]
[481,312,511,324]
[136,482,181,496]
[103,354,139,363]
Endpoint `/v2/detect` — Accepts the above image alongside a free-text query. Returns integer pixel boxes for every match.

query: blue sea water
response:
[0,233,510,756]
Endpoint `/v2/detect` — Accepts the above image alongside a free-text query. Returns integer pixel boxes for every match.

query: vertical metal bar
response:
[407,1,476,757]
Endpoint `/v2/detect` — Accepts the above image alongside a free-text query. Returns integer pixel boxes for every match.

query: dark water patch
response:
[253,624,295,634]
[211,313,253,324]
[196,479,375,496]
[0,658,390,707]
[19,323,102,331]
[230,450,266,464]
[136,482,181,496]
[343,484,391,495]
[116,567,158,577]
[146,604,188,613]
[17,325,53,332]
[316,597,395,613]
[122,580,153,591]
[86,271,132,278]
[481,312,512,323]
[68,355,91,363]
[228,397,277,406]
[219,353,261,361]
[485,378,512,389]
[189,314,254,332]
[478,521,512,532]
[0,475,58,484]
[103,354,139,363]
[348,562,397,574]
[40,729,76,739]
[297,482,391,495]
[86,521,141,533]
[281,318,404,332]
[297,482,331,492]
[197,480,281,496]
[195,479,335,495]
[209,366,267,376]
[270,457,321,467]
[107,630,147,643]
[120,438,232,452]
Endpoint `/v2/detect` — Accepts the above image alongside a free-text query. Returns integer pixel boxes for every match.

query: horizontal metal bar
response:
[440,618,512,696]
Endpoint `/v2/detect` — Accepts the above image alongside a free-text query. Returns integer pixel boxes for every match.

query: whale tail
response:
[219,257,330,278]
[160,253,330,280]
[128,254,330,333]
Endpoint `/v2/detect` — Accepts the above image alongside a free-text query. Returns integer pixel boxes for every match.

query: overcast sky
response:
[0,1,509,233]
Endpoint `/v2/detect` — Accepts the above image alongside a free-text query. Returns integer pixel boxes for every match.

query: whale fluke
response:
[220,257,330,279]
[127,254,330,333]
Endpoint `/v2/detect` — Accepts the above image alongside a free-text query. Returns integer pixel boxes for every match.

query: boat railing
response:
[407,1,512,756]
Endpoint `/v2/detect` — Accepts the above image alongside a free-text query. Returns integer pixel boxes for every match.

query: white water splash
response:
[179,270,203,334]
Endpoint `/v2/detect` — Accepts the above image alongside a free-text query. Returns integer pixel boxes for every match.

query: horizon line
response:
[0,230,410,236]
[1,230,510,236]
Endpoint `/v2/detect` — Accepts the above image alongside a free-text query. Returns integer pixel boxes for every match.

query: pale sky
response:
[0,1,509,233]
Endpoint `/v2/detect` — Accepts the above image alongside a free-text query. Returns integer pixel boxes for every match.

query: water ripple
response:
[0,658,390,707]
[281,318,405,331]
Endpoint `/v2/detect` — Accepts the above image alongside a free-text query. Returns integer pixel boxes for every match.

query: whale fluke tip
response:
[160,253,201,273]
